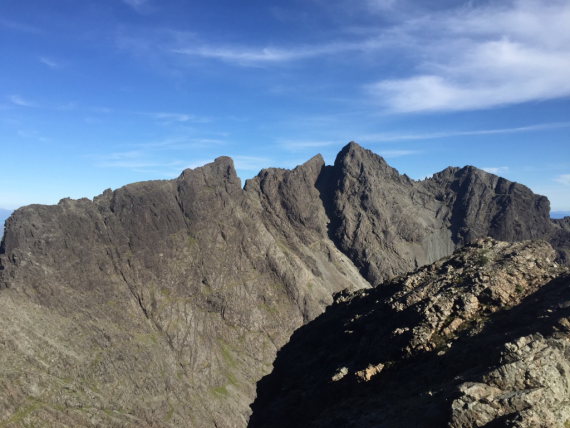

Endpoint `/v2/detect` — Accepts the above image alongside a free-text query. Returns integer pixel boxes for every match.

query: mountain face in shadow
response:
[249,239,570,428]
[1,142,568,427]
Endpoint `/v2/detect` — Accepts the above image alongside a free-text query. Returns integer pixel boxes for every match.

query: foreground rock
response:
[249,239,570,427]
[1,142,569,427]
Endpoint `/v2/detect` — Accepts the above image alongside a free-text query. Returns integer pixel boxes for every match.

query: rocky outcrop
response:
[0,142,568,427]
[249,239,570,427]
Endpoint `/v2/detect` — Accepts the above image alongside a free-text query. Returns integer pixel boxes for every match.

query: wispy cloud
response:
[8,95,38,108]
[358,122,570,143]
[555,174,570,186]
[279,121,570,152]
[172,38,389,66]
[39,56,61,69]
[91,134,228,175]
[17,129,51,143]
[482,166,510,175]
[368,0,570,112]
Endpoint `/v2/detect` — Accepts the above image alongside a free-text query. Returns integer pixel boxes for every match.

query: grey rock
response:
[323,142,568,284]
[249,239,570,428]
[1,142,568,427]
[0,157,368,427]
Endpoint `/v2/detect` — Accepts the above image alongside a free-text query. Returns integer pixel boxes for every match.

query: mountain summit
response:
[0,142,568,426]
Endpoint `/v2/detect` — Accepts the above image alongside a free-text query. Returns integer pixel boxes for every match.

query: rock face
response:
[0,142,569,427]
[249,239,570,427]
[0,208,11,240]
[0,157,368,427]
[324,143,568,284]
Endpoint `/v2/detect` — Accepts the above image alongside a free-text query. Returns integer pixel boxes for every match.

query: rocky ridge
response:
[0,142,569,427]
[249,239,570,427]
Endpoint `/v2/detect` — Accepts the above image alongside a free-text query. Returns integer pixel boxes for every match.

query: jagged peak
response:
[178,155,239,185]
[334,141,406,183]
[244,154,325,192]
[335,141,374,164]
[299,153,325,169]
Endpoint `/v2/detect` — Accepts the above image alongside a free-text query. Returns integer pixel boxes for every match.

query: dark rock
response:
[323,143,568,284]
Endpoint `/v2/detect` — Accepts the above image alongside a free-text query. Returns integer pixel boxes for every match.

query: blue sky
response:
[1,0,569,213]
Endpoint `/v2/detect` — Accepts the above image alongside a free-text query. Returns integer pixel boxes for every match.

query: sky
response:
[1,0,569,214]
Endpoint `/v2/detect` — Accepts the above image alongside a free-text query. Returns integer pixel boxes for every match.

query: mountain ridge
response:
[1,141,569,427]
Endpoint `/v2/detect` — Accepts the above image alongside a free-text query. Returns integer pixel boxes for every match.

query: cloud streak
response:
[39,56,61,69]
[8,95,38,108]
[172,38,389,66]
[358,122,570,143]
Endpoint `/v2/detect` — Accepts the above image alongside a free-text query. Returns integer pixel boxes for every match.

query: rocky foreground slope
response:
[0,142,569,427]
[250,239,570,427]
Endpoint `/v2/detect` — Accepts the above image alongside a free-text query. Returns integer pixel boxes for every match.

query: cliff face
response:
[322,142,566,284]
[249,239,570,428]
[0,156,368,427]
[0,142,568,427]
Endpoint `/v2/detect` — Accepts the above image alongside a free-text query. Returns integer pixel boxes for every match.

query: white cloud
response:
[482,166,510,175]
[172,38,389,66]
[368,0,570,112]
[39,56,60,68]
[9,95,37,107]
[555,174,570,186]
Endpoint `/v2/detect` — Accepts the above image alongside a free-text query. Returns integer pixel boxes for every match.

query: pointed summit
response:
[334,141,372,166]
[178,155,240,190]
[333,140,400,182]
